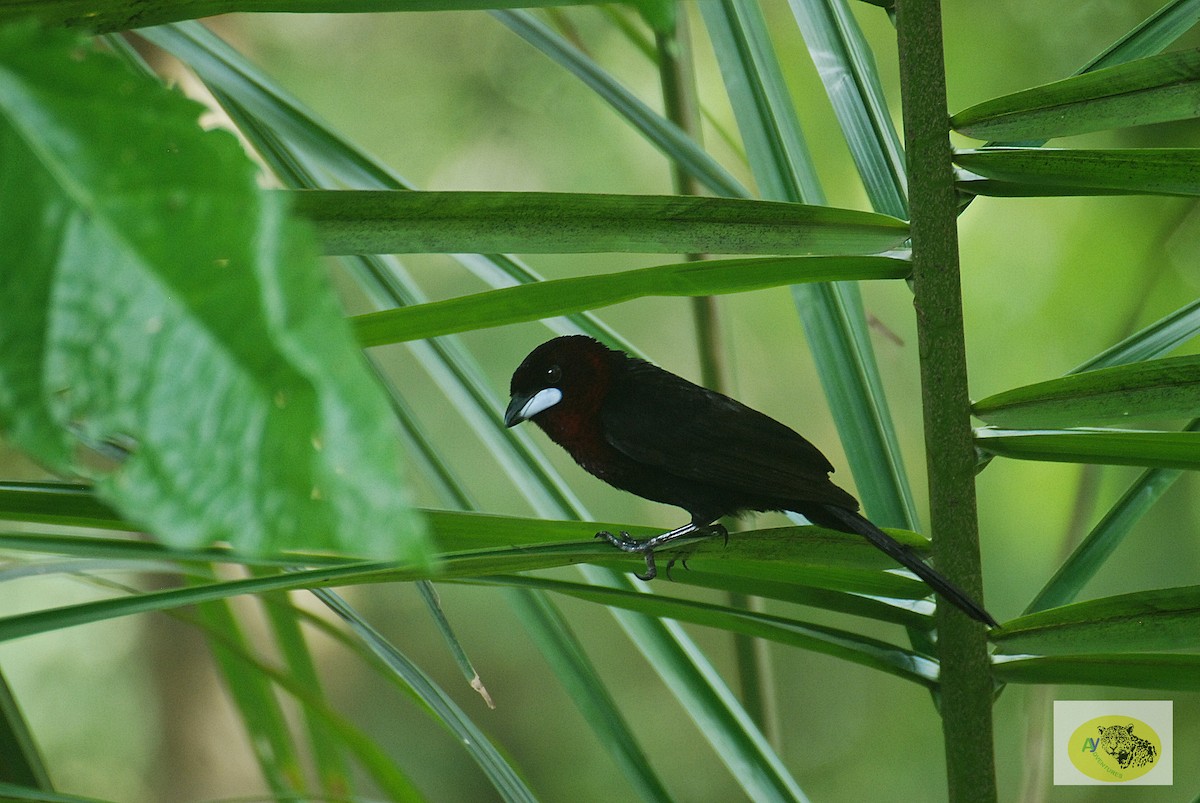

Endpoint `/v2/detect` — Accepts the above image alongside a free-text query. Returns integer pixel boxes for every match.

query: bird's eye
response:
[545,365,562,384]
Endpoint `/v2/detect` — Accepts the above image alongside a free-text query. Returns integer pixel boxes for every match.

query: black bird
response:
[504,335,996,627]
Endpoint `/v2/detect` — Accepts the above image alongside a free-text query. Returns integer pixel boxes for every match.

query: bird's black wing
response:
[601,358,858,510]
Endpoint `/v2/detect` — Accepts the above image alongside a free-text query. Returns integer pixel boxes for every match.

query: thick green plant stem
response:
[894,1,997,801]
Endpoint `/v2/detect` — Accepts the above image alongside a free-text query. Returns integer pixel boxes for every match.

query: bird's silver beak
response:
[504,387,562,426]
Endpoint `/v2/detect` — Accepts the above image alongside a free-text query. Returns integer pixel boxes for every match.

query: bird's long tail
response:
[819,505,998,627]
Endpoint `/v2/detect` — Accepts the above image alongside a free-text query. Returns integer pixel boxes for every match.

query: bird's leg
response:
[595,522,726,581]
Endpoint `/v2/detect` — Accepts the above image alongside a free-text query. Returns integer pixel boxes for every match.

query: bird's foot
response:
[595,530,642,551]
[595,531,660,580]
[595,522,729,582]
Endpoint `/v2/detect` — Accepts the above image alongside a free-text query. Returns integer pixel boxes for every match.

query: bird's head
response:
[504,335,617,432]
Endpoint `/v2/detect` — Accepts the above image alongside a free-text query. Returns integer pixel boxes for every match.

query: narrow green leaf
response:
[0,25,426,560]
[1083,0,1200,72]
[666,569,932,627]
[0,517,945,639]
[700,0,918,531]
[993,653,1200,690]
[291,190,909,256]
[0,481,933,568]
[137,26,607,523]
[995,585,1200,654]
[972,354,1200,427]
[1024,419,1200,614]
[506,589,673,802]
[630,0,675,34]
[575,566,808,803]
[956,147,1200,197]
[257,581,353,796]
[196,592,304,796]
[975,428,1200,469]
[0,524,937,613]
[0,522,939,631]
[788,0,908,217]
[492,9,748,199]
[0,482,124,530]
[0,530,353,568]
[0,671,51,790]
[139,20,804,803]
[352,255,909,346]
[312,588,536,803]
[136,23,411,191]
[190,603,424,801]
[952,48,1200,141]
[0,784,109,803]
[6,0,607,33]
[415,580,494,709]
[700,0,823,203]
[1073,298,1200,372]
[483,575,940,688]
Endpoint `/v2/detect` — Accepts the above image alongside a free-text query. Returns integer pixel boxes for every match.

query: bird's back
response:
[600,357,859,519]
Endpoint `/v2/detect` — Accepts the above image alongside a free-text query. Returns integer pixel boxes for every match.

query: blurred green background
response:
[1,2,1198,800]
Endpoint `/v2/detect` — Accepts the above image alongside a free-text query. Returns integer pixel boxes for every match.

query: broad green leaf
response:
[992,653,1200,691]
[952,48,1200,141]
[352,255,910,346]
[138,25,607,523]
[0,25,425,559]
[13,15,804,779]
[972,355,1200,427]
[975,428,1200,469]
[956,148,1200,197]
[995,585,1200,654]
[290,190,910,256]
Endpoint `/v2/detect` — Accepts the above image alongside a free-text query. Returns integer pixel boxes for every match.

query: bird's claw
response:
[595,531,659,580]
[663,554,687,581]
[595,530,642,551]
